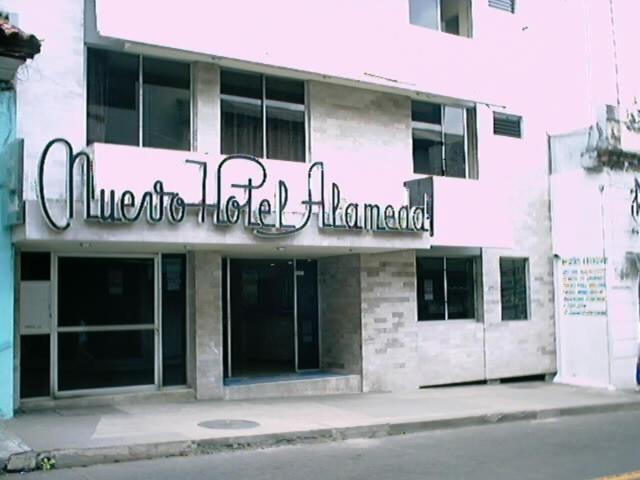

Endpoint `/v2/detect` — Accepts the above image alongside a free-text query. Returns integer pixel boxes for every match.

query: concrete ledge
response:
[8,399,640,472]
[18,389,196,412]
[223,375,361,401]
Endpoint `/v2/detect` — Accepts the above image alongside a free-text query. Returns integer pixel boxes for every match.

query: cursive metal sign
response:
[37,138,432,238]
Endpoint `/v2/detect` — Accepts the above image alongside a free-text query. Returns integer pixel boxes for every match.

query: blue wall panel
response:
[0,83,16,418]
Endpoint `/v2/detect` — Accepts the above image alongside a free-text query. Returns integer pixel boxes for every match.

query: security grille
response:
[489,0,515,13]
[493,112,522,138]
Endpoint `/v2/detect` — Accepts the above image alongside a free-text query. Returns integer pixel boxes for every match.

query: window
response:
[417,257,477,321]
[57,257,156,391]
[412,101,477,178]
[87,48,191,151]
[409,0,472,37]
[500,258,529,320]
[489,0,515,14]
[221,70,306,162]
[493,112,522,138]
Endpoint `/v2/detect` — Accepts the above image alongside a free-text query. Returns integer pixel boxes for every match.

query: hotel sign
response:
[37,138,432,238]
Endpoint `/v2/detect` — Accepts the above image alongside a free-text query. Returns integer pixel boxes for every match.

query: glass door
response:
[295,260,319,370]
[224,258,320,378]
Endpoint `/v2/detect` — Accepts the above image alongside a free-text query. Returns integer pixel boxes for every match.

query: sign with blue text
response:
[560,257,607,317]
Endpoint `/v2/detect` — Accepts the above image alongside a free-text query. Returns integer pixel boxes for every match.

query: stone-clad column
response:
[193,63,219,154]
[318,255,363,375]
[192,251,224,400]
[360,251,419,392]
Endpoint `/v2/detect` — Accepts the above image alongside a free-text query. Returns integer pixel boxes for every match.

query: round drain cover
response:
[198,419,260,430]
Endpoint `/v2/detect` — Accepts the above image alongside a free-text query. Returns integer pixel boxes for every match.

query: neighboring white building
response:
[2,0,568,408]
[549,0,640,391]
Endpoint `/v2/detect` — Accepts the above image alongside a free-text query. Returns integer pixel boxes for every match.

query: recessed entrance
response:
[224,258,319,380]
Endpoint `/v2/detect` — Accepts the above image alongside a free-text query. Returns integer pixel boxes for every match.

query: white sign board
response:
[560,257,607,317]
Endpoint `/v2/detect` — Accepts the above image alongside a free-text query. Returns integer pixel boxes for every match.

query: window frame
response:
[412,101,473,178]
[417,255,479,322]
[85,47,193,152]
[499,257,530,321]
[220,69,308,163]
[408,0,473,37]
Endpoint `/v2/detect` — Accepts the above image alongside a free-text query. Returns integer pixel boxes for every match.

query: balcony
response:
[91,0,514,107]
[406,175,513,249]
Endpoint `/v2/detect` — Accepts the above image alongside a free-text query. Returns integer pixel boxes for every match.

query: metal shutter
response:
[489,0,515,13]
[493,113,522,138]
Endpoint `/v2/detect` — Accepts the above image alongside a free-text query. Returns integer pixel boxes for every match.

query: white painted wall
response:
[93,0,533,108]
[550,168,640,389]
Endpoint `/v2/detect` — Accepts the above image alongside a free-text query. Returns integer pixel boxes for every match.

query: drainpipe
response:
[598,181,613,387]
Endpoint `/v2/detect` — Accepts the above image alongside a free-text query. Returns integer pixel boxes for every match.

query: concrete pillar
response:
[360,251,419,392]
[191,251,224,400]
[193,63,220,155]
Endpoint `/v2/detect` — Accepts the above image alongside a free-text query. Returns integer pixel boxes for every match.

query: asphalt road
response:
[16,410,640,480]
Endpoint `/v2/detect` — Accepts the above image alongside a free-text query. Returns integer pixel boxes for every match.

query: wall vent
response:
[489,0,515,13]
[493,112,522,138]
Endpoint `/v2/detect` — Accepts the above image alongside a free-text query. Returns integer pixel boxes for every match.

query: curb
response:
[5,400,640,472]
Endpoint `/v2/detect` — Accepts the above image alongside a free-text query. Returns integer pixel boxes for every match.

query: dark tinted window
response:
[500,258,528,320]
[21,252,50,281]
[417,257,445,320]
[221,70,262,99]
[412,101,441,124]
[221,97,263,157]
[417,257,476,321]
[296,260,319,370]
[446,258,475,319]
[87,49,139,146]
[58,257,154,327]
[143,58,191,150]
[221,69,306,162]
[162,254,187,386]
[266,77,304,104]
[413,131,443,176]
[20,335,50,398]
[266,105,305,161]
[58,330,154,391]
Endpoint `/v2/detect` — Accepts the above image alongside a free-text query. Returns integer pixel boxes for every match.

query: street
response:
[14,409,640,480]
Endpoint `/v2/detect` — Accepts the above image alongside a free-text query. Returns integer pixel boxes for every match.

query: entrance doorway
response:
[225,258,319,379]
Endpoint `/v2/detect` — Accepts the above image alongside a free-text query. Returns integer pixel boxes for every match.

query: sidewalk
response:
[1,382,639,472]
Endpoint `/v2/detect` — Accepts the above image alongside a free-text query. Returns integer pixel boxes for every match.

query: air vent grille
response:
[493,113,522,138]
[489,0,515,13]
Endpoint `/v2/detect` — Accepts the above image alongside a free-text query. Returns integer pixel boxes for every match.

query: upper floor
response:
[0,0,558,251]
[86,0,538,108]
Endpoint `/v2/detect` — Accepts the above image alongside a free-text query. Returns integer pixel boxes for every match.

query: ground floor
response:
[2,382,640,475]
[11,247,557,408]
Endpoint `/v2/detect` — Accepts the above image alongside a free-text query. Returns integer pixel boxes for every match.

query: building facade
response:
[0,14,40,418]
[3,0,561,409]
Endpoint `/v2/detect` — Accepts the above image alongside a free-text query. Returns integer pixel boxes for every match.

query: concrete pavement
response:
[19,409,640,480]
[1,382,639,472]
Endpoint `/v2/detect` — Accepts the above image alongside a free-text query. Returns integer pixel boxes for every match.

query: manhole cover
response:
[198,419,260,430]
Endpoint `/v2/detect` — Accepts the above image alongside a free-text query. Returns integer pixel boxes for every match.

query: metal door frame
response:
[225,257,320,378]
